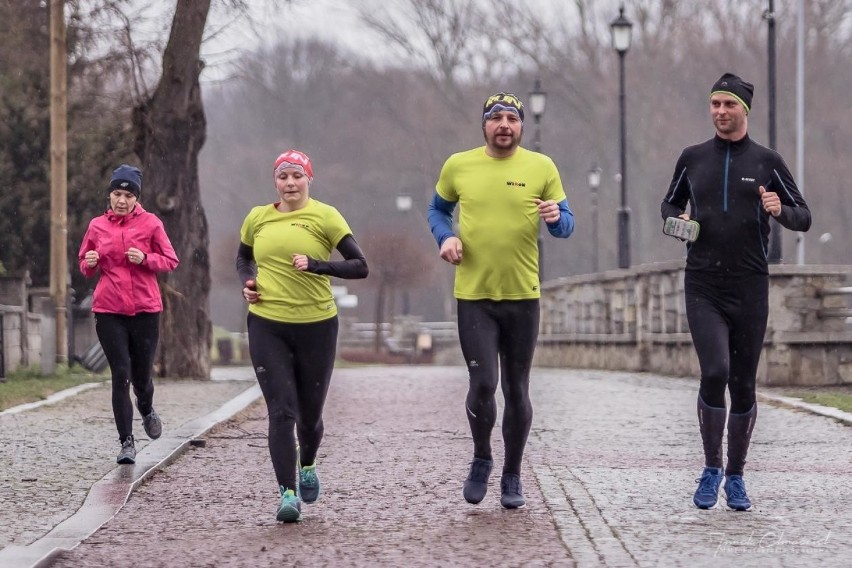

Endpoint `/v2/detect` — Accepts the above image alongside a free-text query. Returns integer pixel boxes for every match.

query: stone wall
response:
[1,274,36,373]
[534,261,852,386]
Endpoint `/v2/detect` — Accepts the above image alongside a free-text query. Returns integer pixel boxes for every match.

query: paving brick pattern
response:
[528,370,852,567]
[50,367,572,567]
[4,366,851,567]
[0,377,253,550]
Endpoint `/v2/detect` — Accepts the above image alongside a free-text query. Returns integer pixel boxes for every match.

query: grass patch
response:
[0,365,104,411]
[782,389,852,413]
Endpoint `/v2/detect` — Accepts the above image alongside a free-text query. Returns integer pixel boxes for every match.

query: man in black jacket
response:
[661,72,811,511]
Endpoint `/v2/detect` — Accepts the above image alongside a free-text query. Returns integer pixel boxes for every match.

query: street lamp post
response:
[529,78,547,152]
[610,5,632,270]
[764,0,782,263]
[395,194,413,315]
[587,164,602,273]
[528,79,547,279]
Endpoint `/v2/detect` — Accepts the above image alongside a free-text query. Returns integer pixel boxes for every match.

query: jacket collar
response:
[713,132,751,154]
[105,203,146,223]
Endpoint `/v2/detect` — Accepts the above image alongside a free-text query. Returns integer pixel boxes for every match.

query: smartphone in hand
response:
[663,217,700,242]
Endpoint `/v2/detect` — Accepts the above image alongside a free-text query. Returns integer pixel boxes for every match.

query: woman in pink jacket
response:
[78,164,179,464]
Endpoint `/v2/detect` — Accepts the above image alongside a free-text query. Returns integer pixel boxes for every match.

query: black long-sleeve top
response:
[661,133,811,276]
[236,234,368,286]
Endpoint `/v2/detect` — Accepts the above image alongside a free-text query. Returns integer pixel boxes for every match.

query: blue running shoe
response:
[299,464,321,504]
[463,457,493,504]
[693,466,724,509]
[276,487,302,522]
[724,475,753,511]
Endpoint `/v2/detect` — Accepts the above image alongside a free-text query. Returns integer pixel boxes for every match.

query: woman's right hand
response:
[243,279,260,304]
[84,250,99,268]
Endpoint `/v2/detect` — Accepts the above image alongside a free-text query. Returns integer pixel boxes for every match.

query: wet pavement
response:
[1,366,851,567]
[0,368,258,567]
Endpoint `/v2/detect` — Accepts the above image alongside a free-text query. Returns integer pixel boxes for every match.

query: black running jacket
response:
[661,133,811,275]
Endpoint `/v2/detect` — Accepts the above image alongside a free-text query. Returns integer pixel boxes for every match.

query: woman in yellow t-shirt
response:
[236,149,368,522]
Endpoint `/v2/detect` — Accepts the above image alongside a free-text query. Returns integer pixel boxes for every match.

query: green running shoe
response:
[299,464,321,504]
[276,487,302,522]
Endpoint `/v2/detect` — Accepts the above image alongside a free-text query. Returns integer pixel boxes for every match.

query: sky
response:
[199,0,386,82]
[196,0,580,82]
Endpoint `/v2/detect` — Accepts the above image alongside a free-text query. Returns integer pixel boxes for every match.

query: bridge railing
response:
[536,260,852,387]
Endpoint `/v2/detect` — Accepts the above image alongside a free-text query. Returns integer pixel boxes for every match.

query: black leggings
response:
[685,271,768,414]
[247,313,338,491]
[95,312,160,441]
[457,299,539,476]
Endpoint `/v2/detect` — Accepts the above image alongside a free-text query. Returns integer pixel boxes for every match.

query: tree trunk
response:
[132,0,212,378]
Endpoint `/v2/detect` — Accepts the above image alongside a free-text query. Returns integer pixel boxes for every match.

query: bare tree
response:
[132,0,213,378]
[360,229,438,351]
[358,0,485,99]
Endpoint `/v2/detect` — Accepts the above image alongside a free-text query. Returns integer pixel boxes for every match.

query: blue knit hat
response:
[109,164,142,197]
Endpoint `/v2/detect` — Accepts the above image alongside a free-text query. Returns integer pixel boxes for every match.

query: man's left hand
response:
[534,198,560,223]
[759,186,782,217]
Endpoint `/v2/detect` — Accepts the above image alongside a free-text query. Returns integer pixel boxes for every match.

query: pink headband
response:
[274,149,313,180]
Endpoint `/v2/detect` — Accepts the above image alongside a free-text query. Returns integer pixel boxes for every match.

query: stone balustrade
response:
[535,260,852,386]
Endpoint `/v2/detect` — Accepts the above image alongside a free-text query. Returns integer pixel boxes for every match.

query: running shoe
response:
[116,436,136,464]
[276,487,302,522]
[500,473,526,509]
[299,464,321,504]
[693,466,724,509]
[142,409,162,440]
[723,475,753,511]
[463,457,493,504]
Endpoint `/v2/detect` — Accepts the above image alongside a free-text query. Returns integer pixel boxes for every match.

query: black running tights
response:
[247,313,338,491]
[685,271,768,414]
[457,299,539,476]
[95,312,160,442]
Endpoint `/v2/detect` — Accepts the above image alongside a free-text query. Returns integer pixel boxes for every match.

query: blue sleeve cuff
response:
[546,199,575,238]
[428,193,457,247]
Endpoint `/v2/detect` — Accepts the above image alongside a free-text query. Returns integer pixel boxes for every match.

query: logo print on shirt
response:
[741,177,755,182]
[291,222,310,230]
[506,180,526,187]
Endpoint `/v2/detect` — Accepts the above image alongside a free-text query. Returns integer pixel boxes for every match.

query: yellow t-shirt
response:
[239,199,352,323]
[436,146,567,300]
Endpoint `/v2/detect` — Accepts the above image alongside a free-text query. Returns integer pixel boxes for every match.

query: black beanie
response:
[109,164,142,198]
[710,73,754,113]
[482,92,525,124]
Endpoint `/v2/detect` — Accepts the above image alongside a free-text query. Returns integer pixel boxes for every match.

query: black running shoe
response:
[500,473,526,509]
[463,457,493,504]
